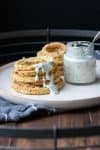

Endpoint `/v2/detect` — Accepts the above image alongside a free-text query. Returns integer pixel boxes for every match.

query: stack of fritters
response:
[12,56,64,95]
[37,42,66,76]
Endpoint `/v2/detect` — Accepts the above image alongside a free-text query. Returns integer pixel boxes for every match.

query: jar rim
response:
[67,41,93,48]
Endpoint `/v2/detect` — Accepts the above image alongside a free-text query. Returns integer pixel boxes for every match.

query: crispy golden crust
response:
[12,79,64,95]
[37,50,64,58]
[11,44,65,95]
[12,76,64,86]
[15,56,53,71]
[12,71,63,83]
[37,42,65,58]
[14,62,63,71]
[13,67,64,76]
[12,69,63,77]
[42,42,66,53]
[12,83,50,95]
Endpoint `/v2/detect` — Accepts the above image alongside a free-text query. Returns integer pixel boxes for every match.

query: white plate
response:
[0,61,100,109]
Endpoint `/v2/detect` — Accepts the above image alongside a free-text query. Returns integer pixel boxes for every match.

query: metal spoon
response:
[92,31,100,58]
[92,31,100,43]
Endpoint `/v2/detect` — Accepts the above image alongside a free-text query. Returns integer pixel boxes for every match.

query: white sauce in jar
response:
[64,41,96,84]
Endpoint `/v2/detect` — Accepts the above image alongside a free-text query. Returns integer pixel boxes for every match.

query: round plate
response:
[0,61,100,109]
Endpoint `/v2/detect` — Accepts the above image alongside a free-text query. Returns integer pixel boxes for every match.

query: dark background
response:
[0,0,100,32]
[0,0,100,64]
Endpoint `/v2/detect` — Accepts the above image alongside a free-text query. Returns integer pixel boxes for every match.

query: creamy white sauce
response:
[34,65,40,81]
[64,41,96,84]
[64,56,96,84]
[46,75,59,94]
[34,60,59,94]
[60,76,65,82]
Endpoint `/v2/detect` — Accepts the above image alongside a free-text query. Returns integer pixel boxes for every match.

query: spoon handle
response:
[92,31,100,42]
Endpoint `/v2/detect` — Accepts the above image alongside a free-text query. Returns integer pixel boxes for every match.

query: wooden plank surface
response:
[0,106,99,149]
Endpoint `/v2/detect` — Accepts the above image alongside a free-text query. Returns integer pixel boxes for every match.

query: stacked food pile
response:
[11,42,65,95]
[38,42,65,76]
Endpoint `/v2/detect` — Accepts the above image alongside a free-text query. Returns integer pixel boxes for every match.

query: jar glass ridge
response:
[66,41,94,58]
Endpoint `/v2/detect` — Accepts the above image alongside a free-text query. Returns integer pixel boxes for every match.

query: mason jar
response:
[64,41,96,84]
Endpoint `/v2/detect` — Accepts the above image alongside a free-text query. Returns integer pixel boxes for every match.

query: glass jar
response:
[64,41,96,84]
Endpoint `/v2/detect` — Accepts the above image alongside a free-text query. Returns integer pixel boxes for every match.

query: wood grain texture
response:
[0,123,15,147]
[0,106,100,149]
